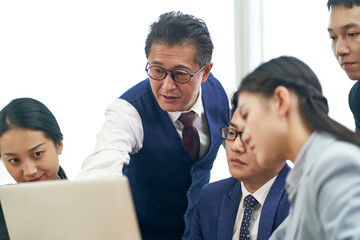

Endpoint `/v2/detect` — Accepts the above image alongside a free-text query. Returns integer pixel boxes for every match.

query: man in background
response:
[191,92,290,240]
[327,0,360,132]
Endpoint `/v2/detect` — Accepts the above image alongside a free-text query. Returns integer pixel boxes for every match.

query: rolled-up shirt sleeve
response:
[76,99,143,180]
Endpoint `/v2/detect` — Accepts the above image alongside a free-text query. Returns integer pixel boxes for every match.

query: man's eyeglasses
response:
[145,63,206,84]
[220,127,243,141]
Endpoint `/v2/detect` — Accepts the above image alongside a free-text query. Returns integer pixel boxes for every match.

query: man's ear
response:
[273,85,291,117]
[201,62,213,83]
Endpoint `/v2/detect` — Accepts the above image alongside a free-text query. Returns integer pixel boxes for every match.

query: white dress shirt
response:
[76,89,209,180]
[232,176,277,240]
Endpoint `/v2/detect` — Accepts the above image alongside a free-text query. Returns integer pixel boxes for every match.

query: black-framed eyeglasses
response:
[145,62,206,84]
[220,127,243,141]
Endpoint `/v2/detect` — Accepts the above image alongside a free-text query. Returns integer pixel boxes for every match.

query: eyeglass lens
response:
[147,66,191,83]
[221,127,242,141]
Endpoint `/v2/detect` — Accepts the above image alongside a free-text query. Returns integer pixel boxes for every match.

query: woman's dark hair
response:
[0,98,63,145]
[238,56,360,147]
[145,11,213,67]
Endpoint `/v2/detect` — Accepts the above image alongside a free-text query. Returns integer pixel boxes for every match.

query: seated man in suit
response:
[191,91,290,240]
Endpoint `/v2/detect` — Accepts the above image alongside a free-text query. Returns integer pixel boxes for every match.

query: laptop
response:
[0,176,142,240]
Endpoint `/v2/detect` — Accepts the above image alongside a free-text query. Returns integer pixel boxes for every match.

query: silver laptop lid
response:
[0,176,141,240]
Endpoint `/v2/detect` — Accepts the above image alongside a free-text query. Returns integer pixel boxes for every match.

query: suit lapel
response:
[258,165,290,240]
[217,180,242,240]
[303,132,335,176]
[282,132,336,239]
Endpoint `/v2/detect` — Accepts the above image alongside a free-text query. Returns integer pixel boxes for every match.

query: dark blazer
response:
[191,164,290,240]
[349,80,360,130]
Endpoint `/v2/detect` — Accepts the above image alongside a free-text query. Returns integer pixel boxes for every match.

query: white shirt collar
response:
[240,175,277,207]
[167,87,203,123]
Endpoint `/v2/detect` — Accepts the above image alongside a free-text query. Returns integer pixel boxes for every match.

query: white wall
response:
[1,0,356,184]
[0,0,235,184]
[262,0,355,130]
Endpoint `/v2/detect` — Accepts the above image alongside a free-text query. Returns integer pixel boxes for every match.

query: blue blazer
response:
[191,164,290,240]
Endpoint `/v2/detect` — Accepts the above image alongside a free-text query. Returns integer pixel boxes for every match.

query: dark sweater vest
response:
[121,73,229,240]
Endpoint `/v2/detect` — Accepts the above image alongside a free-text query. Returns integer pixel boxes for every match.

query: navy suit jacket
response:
[191,164,290,240]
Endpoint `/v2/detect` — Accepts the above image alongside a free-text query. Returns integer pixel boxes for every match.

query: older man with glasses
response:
[191,91,290,240]
[77,11,229,240]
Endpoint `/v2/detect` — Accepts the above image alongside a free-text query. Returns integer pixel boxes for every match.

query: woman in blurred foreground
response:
[236,56,360,239]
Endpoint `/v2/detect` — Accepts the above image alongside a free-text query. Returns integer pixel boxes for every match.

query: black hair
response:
[327,0,360,10]
[144,11,213,67]
[230,91,239,118]
[0,98,63,146]
[238,56,360,147]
